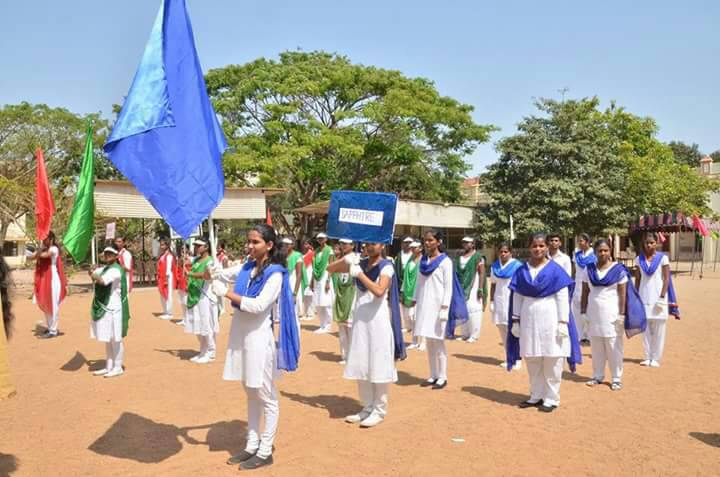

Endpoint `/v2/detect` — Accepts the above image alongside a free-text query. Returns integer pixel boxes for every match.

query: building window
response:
[2,241,18,257]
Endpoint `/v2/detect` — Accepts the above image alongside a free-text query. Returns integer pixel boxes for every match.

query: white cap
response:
[462,236,475,242]
[402,236,414,243]
[102,247,118,255]
[410,241,421,248]
[281,238,294,245]
[192,239,207,246]
[316,232,328,239]
[339,238,353,244]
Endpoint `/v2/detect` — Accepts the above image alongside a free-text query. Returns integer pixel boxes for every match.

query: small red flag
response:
[266,206,273,226]
[34,147,55,240]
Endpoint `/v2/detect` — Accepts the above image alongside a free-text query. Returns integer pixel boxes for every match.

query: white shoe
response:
[455,336,466,341]
[207,353,216,361]
[190,354,202,363]
[466,337,478,343]
[194,355,211,364]
[93,368,109,376]
[345,410,371,424]
[314,328,331,334]
[640,360,651,366]
[176,320,185,326]
[359,412,384,428]
[339,360,346,365]
[499,361,508,368]
[104,369,124,378]
[407,344,419,350]
[513,361,522,370]
[650,360,661,368]
[160,314,173,320]
[417,345,426,351]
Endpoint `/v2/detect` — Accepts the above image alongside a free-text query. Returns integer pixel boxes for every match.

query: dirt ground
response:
[1,271,719,477]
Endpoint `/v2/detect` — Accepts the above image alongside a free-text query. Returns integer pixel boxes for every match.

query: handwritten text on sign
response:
[338,208,384,227]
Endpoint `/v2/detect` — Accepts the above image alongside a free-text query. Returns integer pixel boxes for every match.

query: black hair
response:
[159,237,170,245]
[547,233,561,241]
[593,238,611,250]
[251,223,287,269]
[643,232,659,242]
[528,232,548,246]
[497,241,512,252]
[423,229,445,252]
[1,256,14,339]
[578,233,591,243]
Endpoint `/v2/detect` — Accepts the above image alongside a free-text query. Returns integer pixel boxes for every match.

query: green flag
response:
[63,125,94,262]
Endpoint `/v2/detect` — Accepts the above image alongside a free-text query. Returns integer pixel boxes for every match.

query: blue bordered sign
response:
[326,191,398,244]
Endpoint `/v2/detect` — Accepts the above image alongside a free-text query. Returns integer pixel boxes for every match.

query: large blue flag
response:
[104,0,227,238]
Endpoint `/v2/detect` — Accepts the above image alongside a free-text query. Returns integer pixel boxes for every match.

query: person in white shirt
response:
[490,242,522,369]
[547,234,572,276]
[114,236,134,293]
[572,233,596,344]
[156,238,175,319]
[395,237,414,330]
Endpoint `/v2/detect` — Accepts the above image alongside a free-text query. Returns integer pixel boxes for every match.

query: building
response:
[1,215,30,267]
[460,176,492,206]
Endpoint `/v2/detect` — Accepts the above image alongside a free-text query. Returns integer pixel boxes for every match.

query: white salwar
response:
[572,249,593,340]
[45,246,63,334]
[635,255,670,363]
[344,265,397,419]
[312,268,334,332]
[301,261,314,319]
[90,267,125,373]
[184,259,219,359]
[159,253,174,316]
[491,259,520,366]
[221,266,283,460]
[460,256,484,340]
[513,262,570,407]
[414,257,453,381]
[585,264,626,383]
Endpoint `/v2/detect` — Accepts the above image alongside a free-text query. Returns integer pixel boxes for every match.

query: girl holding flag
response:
[581,239,647,390]
[29,231,67,339]
[634,232,679,368]
[506,233,582,413]
[185,238,219,364]
[413,230,468,390]
[573,233,596,345]
[213,224,300,470]
[489,242,523,369]
[156,237,175,320]
[327,241,405,428]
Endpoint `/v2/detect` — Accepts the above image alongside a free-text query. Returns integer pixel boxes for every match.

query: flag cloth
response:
[63,125,95,262]
[326,191,398,244]
[34,148,55,240]
[104,0,227,239]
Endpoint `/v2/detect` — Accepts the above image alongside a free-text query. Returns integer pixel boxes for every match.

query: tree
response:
[668,141,703,167]
[710,150,720,164]
[206,51,496,235]
[0,102,116,248]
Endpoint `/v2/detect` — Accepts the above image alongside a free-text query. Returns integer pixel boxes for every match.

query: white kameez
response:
[548,250,572,277]
[635,255,670,320]
[222,269,283,388]
[184,259,219,337]
[491,259,517,326]
[413,257,453,340]
[312,270,334,308]
[344,266,397,384]
[572,249,592,339]
[90,267,124,343]
[118,249,133,292]
[46,246,62,332]
[159,253,174,315]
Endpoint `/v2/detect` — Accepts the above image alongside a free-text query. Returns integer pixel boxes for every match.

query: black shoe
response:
[431,380,447,390]
[239,454,273,470]
[227,450,256,465]
[538,404,557,413]
[518,400,542,409]
[420,379,437,387]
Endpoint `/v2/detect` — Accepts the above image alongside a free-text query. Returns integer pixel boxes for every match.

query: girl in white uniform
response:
[580,239,627,390]
[490,242,522,369]
[572,233,595,344]
[29,231,66,339]
[185,239,219,364]
[327,242,405,428]
[216,224,300,470]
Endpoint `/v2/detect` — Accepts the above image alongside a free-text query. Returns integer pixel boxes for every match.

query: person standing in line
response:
[175,244,191,326]
[394,237,414,330]
[283,238,306,321]
[413,230,468,390]
[489,242,523,369]
[88,247,131,378]
[402,241,424,350]
[1,256,16,399]
[185,238,219,364]
[327,241,405,428]
[300,239,315,321]
[547,234,572,277]
[156,237,175,320]
[28,231,67,339]
[311,233,335,334]
[634,232,679,368]
[332,239,357,363]
[455,237,486,343]
[215,224,300,470]
[114,236,134,293]
[507,233,582,413]
[573,233,596,345]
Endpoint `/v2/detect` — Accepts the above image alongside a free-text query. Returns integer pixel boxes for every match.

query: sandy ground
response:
[1,271,719,477]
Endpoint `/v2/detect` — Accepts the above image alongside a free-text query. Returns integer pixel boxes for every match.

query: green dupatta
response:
[91,263,131,338]
[454,252,487,302]
[287,250,307,294]
[187,256,212,309]
[332,272,355,323]
[401,257,419,307]
[312,245,333,282]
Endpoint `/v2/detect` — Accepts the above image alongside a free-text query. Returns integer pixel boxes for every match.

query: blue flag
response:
[104,0,227,238]
[326,191,398,244]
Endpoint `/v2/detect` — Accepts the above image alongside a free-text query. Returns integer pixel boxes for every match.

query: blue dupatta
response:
[505,260,582,372]
[573,249,597,269]
[233,261,300,371]
[419,253,469,339]
[586,263,647,338]
[491,258,523,279]
[638,252,680,319]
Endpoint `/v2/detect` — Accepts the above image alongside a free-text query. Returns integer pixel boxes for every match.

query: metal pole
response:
[208,214,217,260]
[91,234,96,266]
[141,218,146,285]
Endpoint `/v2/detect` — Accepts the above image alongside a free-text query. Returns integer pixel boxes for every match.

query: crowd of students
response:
[19,226,678,470]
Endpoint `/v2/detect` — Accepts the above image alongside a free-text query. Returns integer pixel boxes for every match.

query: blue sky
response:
[1,0,718,173]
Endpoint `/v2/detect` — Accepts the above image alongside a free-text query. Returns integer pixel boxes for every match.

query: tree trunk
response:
[0,219,9,252]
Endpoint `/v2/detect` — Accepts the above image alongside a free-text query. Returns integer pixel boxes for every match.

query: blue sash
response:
[234,261,300,371]
[419,254,469,339]
[587,263,647,338]
[491,258,522,279]
[638,252,680,319]
[573,250,597,269]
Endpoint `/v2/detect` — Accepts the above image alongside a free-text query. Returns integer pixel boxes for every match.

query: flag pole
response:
[208,214,216,260]
[91,234,96,266]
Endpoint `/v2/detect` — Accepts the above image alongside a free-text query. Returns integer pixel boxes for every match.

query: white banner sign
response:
[105,222,116,240]
[339,208,384,227]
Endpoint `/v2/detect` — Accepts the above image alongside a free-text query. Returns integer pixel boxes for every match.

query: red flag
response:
[692,215,709,237]
[266,206,273,226]
[34,147,55,240]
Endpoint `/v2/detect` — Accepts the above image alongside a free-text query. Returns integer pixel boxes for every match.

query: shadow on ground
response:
[453,353,503,367]
[88,412,246,463]
[0,453,18,476]
[60,351,106,372]
[461,386,527,406]
[689,432,720,448]
[155,349,198,361]
[281,391,360,419]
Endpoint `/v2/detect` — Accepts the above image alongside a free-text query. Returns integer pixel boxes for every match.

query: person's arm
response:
[326,257,350,274]
[226,272,282,313]
[490,283,496,303]
[555,287,569,323]
[355,269,391,298]
[441,260,453,309]
[511,292,522,322]
[477,260,485,289]
[293,261,302,296]
[580,282,590,314]
[660,264,670,299]
[166,255,174,278]
[633,258,641,290]
[617,282,627,315]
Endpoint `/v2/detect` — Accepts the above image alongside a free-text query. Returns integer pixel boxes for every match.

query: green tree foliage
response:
[668,140,703,167]
[479,98,719,243]
[0,102,117,247]
[206,51,496,235]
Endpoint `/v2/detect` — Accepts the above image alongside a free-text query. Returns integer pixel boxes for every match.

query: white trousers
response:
[317,306,333,331]
[104,340,124,372]
[160,294,173,316]
[244,380,279,459]
[426,338,448,380]
[643,320,667,362]
[497,324,508,346]
[401,305,414,331]
[590,335,624,383]
[463,309,483,340]
[572,300,588,340]
[45,310,60,334]
[525,356,564,407]
[197,334,216,357]
[358,380,388,417]
[338,324,351,361]
[302,295,314,319]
